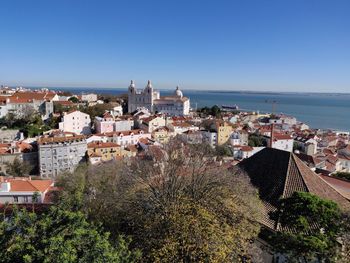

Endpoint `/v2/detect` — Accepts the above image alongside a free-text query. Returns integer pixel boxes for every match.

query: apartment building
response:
[38,135,87,177]
[59,110,91,135]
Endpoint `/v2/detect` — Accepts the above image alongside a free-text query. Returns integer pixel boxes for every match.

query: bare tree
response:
[58,138,263,262]
[5,157,32,177]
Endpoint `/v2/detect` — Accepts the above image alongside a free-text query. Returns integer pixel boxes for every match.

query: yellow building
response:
[152,126,173,144]
[216,121,233,146]
[87,142,122,162]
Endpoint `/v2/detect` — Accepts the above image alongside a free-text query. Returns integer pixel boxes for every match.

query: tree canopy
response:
[0,205,140,263]
[68,96,79,103]
[271,192,342,262]
[248,134,266,147]
[5,157,33,177]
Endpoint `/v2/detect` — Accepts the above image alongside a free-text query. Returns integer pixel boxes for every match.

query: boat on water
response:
[221,104,239,110]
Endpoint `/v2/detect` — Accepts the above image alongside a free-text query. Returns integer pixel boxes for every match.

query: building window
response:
[24,196,29,203]
[13,196,18,203]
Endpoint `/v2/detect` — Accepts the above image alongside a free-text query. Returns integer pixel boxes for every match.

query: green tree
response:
[0,206,140,263]
[248,134,265,147]
[68,96,79,103]
[80,103,113,121]
[5,157,32,177]
[53,102,77,114]
[4,112,16,127]
[46,115,61,129]
[211,105,221,117]
[215,144,232,156]
[271,192,342,262]
[334,172,350,181]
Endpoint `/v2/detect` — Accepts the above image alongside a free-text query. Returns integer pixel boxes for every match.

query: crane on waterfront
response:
[265,99,277,116]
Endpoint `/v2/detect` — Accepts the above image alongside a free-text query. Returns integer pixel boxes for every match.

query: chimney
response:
[0,181,11,192]
[269,124,274,148]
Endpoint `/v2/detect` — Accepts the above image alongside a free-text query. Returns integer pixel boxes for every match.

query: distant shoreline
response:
[25,86,350,96]
[13,86,350,131]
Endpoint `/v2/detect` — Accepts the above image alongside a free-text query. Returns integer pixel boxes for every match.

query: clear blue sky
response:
[1,0,349,92]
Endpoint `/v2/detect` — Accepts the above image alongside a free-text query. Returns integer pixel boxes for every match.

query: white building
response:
[201,130,217,148]
[234,146,265,160]
[140,116,167,133]
[128,80,190,116]
[230,132,241,146]
[105,129,152,148]
[266,133,294,152]
[94,113,115,134]
[0,91,57,119]
[59,110,91,135]
[294,135,318,155]
[153,87,190,116]
[114,117,134,132]
[168,121,199,135]
[81,93,97,102]
[338,145,350,172]
[0,178,55,204]
[111,105,123,116]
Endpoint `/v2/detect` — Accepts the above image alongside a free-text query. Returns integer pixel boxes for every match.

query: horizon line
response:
[12,85,350,95]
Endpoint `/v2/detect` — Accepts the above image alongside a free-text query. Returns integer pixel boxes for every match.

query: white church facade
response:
[128,80,190,116]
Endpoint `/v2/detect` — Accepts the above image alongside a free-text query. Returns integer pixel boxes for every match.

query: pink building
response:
[94,112,115,134]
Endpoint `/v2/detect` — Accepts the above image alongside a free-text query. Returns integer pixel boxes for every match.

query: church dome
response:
[174,86,183,98]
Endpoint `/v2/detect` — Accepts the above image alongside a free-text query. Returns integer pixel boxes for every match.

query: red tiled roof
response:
[338,153,350,161]
[153,126,171,132]
[10,91,56,102]
[16,141,33,152]
[1,179,53,192]
[38,135,85,144]
[125,145,138,152]
[96,129,146,137]
[172,121,191,128]
[240,146,253,152]
[102,111,113,119]
[87,142,121,148]
[142,116,158,123]
[320,175,350,200]
[273,133,293,140]
[54,100,74,106]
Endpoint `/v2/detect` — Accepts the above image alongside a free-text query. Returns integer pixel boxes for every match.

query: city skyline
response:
[1,0,350,92]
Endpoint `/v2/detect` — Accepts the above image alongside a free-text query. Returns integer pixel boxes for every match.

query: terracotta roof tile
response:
[87,142,121,148]
[2,179,53,192]
[237,148,350,230]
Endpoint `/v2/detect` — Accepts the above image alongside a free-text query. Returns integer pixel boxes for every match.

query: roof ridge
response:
[276,152,293,231]
[291,153,310,192]
[28,181,40,192]
[281,152,292,199]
